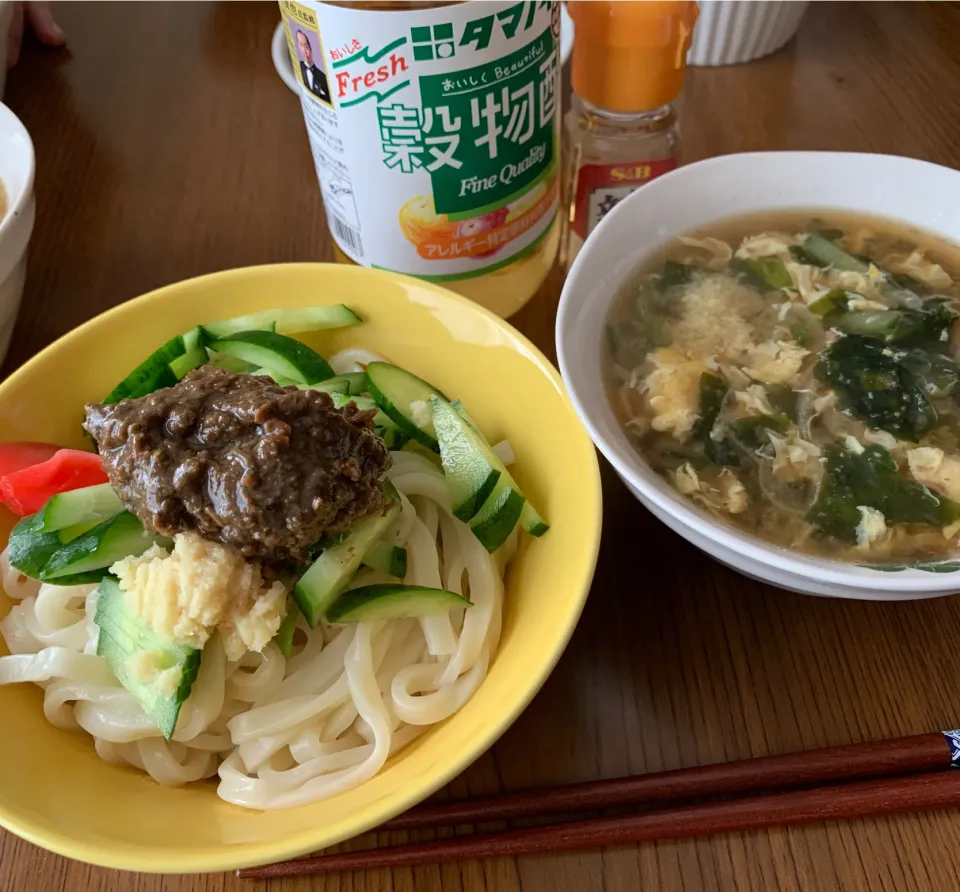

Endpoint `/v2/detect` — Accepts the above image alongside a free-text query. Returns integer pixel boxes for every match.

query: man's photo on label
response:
[292,24,331,103]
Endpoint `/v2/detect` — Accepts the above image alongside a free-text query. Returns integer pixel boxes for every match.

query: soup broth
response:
[605,210,960,564]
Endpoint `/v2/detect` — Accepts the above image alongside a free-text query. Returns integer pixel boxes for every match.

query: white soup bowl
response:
[0,101,35,366]
[557,151,960,601]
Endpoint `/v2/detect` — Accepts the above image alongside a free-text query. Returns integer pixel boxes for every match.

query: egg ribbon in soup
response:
[606,210,960,564]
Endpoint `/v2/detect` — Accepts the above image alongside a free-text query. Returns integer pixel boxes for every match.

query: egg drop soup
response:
[605,211,960,564]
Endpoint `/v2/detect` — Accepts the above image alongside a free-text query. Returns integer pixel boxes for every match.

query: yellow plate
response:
[0,265,602,873]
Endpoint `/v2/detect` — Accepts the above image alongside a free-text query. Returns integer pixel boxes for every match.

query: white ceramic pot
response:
[0,101,35,365]
[688,1,810,67]
[556,151,960,601]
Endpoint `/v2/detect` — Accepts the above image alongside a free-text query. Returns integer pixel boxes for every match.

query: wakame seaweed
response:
[692,373,740,466]
[808,443,960,543]
[815,335,939,441]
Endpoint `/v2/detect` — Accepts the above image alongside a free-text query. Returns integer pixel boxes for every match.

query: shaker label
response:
[571,158,678,240]
[280,0,561,281]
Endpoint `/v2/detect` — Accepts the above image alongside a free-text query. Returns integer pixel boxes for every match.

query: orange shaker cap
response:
[569,1,698,113]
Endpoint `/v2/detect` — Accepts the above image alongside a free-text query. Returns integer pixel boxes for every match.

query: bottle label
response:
[279,0,562,282]
[570,159,678,240]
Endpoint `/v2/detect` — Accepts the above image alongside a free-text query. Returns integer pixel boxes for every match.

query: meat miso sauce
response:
[606,210,960,564]
[85,366,391,567]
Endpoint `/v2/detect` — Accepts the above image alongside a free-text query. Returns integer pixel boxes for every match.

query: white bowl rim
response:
[557,149,960,594]
[0,101,35,239]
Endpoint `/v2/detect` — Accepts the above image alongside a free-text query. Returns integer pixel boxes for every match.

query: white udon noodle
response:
[0,445,516,809]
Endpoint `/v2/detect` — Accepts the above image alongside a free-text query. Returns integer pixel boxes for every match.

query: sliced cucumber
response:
[310,530,349,554]
[519,501,550,537]
[41,512,166,582]
[33,483,125,534]
[326,584,470,624]
[293,484,401,628]
[330,393,409,449]
[249,368,301,387]
[400,441,444,465]
[6,515,98,581]
[451,399,480,429]
[200,305,361,340]
[273,597,299,657]
[306,376,352,395]
[339,372,368,394]
[207,352,257,374]
[307,373,368,396]
[365,362,447,452]
[430,395,501,522]
[95,575,200,739]
[470,476,526,552]
[362,541,407,578]
[210,330,334,385]
[451,399,549,545]
[168,347,208,380]
[104,326,207,403]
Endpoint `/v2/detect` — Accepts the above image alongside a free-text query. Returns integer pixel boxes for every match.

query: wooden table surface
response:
[4,2,960,890]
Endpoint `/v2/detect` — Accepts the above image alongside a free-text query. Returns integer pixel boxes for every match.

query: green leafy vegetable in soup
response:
[808,443,960,543]
[812,292,956,345]
[692,373,739,466]
[657,260,697,291]
[605,210,960,564]
[731,255,793,292]
[727,413,790,450]
[815,335,938,441]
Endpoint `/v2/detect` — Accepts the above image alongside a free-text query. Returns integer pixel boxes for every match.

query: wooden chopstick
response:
[237,731,960,877]
[380,730,953,830]
[239,770,960,878]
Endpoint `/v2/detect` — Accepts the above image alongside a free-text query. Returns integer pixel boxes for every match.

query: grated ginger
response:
[112,532,288,661]
[671,276,763,364]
